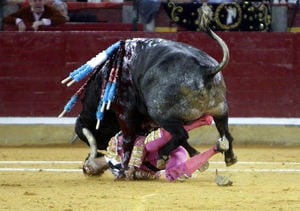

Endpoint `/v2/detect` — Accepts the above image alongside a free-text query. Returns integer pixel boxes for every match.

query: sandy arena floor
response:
[1,144,300,210]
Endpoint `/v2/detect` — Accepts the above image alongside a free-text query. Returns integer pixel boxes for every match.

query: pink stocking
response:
[165,146,218,182]
[183,146,218,176]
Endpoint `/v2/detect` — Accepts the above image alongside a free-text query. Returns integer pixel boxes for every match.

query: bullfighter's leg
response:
[165,137,229,182]
[213,114,237,166]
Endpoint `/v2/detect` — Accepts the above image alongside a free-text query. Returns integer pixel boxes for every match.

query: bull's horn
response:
[82,128,97,159]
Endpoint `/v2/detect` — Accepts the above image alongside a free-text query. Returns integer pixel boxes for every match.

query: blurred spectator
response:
[0,0,22,30]
[0,1,4,30]
[139,0,161,31]
[46,0,69,21]
[208,0,234,3]
[3,0,67,31]
[67,0,97,22]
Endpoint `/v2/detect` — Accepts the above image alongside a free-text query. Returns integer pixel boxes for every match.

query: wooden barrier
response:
[0,31,299,117]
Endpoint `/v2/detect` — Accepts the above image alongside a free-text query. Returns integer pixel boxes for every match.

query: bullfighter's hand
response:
[32,20,43,31]
[17,21,26,32]
[114,169,126,181]
[125,166,136,180]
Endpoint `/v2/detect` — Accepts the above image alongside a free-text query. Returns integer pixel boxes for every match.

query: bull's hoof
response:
[216,137,229,153]
[225,155,238,167]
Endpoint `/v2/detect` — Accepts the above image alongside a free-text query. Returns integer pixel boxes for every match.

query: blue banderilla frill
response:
[59,41,124,130]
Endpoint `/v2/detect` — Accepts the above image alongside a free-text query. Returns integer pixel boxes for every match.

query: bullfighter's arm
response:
[128,136,147,168]
[126,144,145,179]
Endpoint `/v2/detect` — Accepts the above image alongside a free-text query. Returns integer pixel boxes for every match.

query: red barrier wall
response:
[0,31,299,117]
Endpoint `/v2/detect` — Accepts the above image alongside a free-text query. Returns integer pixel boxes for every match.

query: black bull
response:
[73,29,237,174]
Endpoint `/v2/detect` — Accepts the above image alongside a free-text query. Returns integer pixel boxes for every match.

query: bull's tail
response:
[199,3,229,76]
[206,28,229,76]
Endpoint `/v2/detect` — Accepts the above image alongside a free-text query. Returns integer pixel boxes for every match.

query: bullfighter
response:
[83,115,229,182]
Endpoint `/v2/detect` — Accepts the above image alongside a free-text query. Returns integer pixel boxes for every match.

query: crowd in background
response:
[0,0,133,30]
[0,0,297,31]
